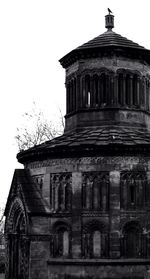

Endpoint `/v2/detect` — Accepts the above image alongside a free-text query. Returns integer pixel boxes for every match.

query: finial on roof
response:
[105,9,114,31]
[108,8,112,14]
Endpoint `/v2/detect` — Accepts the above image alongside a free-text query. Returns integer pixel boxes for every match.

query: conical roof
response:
[60,29,150,68]
[77,30,145,50]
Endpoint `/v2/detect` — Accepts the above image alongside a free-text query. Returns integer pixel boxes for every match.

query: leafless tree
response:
[15,103,65,151]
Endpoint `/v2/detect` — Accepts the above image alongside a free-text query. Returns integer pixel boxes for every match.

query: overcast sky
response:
[0,0,150,207]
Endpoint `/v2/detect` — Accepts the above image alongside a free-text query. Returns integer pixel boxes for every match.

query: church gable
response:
[5,169,50,217]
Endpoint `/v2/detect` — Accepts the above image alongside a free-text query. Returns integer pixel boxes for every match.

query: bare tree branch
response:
[15,103,64,151]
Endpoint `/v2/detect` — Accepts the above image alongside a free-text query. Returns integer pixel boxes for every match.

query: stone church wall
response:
[25,155,150,279]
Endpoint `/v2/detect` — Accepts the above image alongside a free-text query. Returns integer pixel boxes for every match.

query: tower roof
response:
[59,14,150,68]
[17,12,150,164]
[76,30,145,51]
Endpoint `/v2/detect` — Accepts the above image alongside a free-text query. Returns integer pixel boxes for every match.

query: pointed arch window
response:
[121,222,147,258]
[82,172,109,211]
[6,202,28,279]
[51,173,72,212]
[52,226,71,258]
[65,180,72,211]
[120,172,147,210]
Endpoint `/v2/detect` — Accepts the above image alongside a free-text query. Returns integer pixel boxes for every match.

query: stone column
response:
[98,75,101,107]
[110,75,114,106]
[82,76,86,108]
[72,78,76,111]
[90,75,93,107]
[146,79,149,111]
[149,81,150,111]
[77,75,81,109]
[143,77,147,110]
[114,74,118,105]
[109,170,120,258]
[92,76,97,107]
[71,172,82,258]
[66,83,69,114]
[140,77,145,108]
[137,76,140,106]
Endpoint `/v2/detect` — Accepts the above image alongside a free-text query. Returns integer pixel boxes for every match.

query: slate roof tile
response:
[77,30,145,50]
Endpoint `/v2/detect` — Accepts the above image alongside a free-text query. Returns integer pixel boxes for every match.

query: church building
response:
[4,11,150,279]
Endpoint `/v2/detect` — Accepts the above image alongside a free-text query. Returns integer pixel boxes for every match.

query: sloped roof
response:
[17,126,150,163]
[76,30,145,50]
[5,169,50,216]
[59,30,150,68]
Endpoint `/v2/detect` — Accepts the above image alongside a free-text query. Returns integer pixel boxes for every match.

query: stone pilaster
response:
[109,170,120,258]
[137,76,140,106]
[129,75,133,106]
[43,173,50,206]
[71,172,82,258]
[114,74,118,105]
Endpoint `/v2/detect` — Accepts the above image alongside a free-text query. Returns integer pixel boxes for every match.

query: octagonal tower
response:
[4,12,150,279]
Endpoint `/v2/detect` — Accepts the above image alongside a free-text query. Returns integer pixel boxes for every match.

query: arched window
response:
[86,177,93,209]
[65,181,72,211]
[133,75,138,106]
[85,75,91,107]
[82,223,108,258]
[130,183,135,204]
[6,202,28,279]
[140,79,145,107]
[58,179,64,210]
[82,172,109,211]
[62,231,69,256]
[51,173,72,212]
[93,231,101,257]
[101,73,107,105]
[126,74,130,106]
[120,172,147,210]
[53,226,70,258]
[101,174,109,211]
[93,74,99,106]
[118,73,123,105]
[93,179,100,210]
[121,222,147,258]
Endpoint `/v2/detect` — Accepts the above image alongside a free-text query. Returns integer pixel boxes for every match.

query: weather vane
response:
[108,8,113,15]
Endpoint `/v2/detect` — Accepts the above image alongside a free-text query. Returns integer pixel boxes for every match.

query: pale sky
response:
[0,0,150,207]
